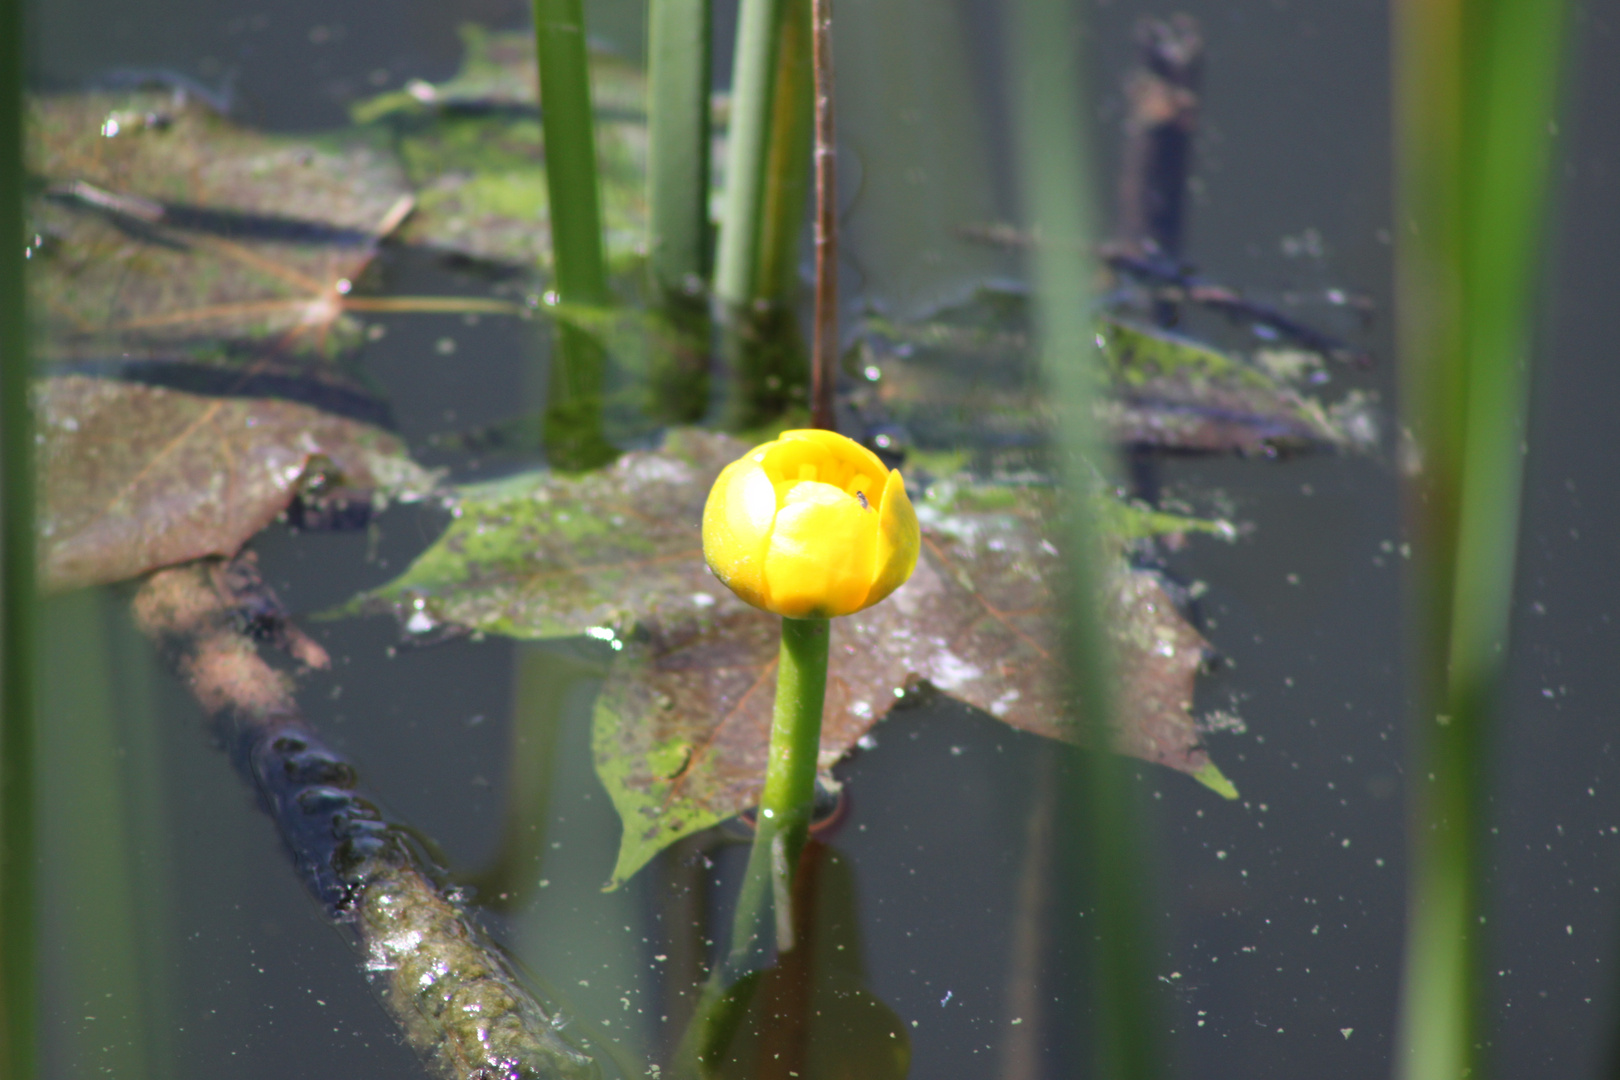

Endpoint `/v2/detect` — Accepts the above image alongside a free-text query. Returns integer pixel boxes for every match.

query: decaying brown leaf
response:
[28,90,417,356]
[37,375,435,592]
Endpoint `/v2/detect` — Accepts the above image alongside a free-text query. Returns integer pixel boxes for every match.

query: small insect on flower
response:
[701,429,920,619]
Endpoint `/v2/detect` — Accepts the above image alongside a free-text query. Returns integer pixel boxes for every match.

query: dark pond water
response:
[26,0,1620,1077]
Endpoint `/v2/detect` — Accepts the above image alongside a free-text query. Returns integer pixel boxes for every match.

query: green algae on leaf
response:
[350,25,655,271]
[28,90,414,358]
[37,375,434,592]
[341,428,746,638]
[1096,318,1375,454]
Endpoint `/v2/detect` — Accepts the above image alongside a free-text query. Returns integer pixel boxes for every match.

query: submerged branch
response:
[957,222,1370,365]
[131,556,601,1080]
[1114,16,1201,269]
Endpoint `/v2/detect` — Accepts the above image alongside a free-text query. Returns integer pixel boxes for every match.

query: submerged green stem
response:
[544,322,618,471]
[645,0,717,426]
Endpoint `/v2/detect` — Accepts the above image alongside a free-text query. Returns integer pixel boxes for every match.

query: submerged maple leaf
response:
[345,429,1242,886]
[28,91,527,363]
[36,375,437,592]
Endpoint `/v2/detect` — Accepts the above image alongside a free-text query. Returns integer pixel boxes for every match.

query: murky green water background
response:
[27,0,1620,1077]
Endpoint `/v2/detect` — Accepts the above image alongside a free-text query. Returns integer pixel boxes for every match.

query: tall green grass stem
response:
[715,0,814,310]
[714,0,785,306]
[40,594,157,1079]
[647,0,713,299]
[645,0,714,425]
[1393,3,1569,1079]
[714,0,812,431]
[533,0,609,305]
[1006,1,1164,1078]
[533,0,617,469]
[0,0,37,1069]
[752,0,813,307]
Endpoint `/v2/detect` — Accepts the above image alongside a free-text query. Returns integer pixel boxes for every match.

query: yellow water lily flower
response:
[702,429,920,619]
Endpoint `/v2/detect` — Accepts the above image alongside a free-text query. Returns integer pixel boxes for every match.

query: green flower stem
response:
[754,614,829,949]
[671,619,829,1076]
[40,593,157,1080]
[0,0,38,1069]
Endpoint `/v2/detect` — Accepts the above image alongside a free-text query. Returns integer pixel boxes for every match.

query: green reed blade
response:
[39,593,159,1080]
[105,607,178,1078]
[1393,3,1569,1079]
[0,0,36,1071]
[1005,2,1163,1078]
[647,0,713,299]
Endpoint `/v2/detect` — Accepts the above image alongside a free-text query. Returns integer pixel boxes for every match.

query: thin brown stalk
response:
[808,0,838,432]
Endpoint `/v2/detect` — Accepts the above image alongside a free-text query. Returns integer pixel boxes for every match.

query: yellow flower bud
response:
[702,429,920,619]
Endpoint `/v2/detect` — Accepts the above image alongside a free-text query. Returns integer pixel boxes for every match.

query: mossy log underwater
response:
[133,558,605,1080]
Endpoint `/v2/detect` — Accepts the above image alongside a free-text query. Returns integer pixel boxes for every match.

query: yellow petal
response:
[778,429,888,479]
[764,481,878,618]
[765,429,888,499]
[702,457,778,610]
[861,467,920,610]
